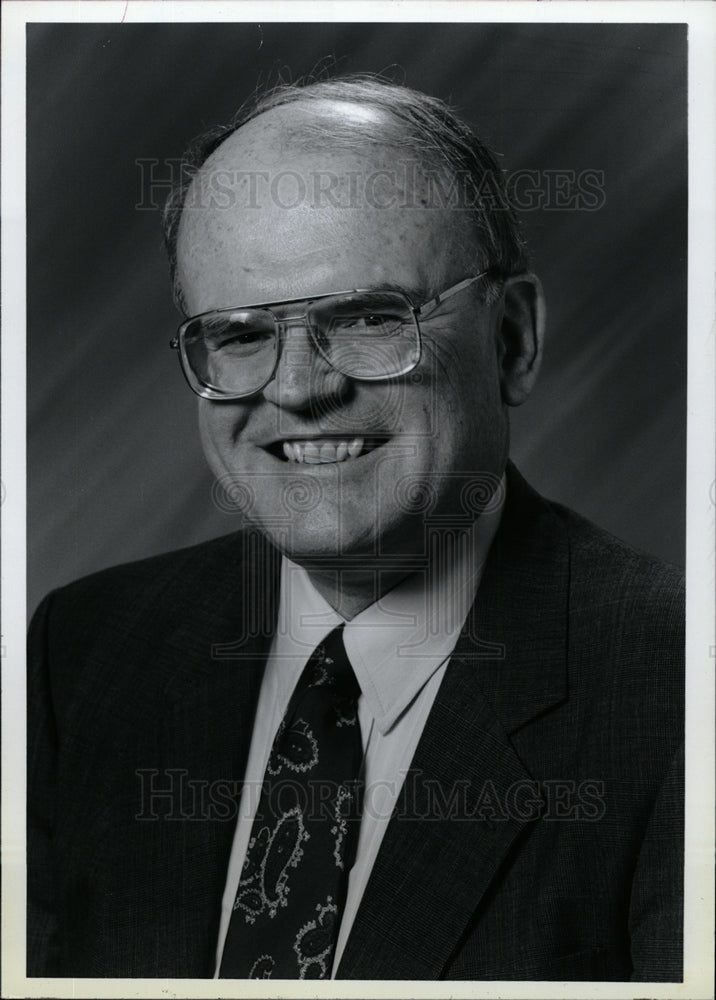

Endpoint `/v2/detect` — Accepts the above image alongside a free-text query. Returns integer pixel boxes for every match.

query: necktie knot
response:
[304,626,360,703]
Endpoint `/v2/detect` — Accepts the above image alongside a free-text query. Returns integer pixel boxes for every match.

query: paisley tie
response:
[219,625,363,979]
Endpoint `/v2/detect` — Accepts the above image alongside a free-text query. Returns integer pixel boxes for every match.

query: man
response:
[27,77,683,981]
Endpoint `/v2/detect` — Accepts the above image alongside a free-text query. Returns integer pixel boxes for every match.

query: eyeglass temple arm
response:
[414,271,490,318]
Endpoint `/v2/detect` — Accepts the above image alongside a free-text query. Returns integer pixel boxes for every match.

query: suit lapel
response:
[338,466,570,979]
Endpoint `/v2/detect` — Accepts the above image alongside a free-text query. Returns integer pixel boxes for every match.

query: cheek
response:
[420,339,504,459]
[197,401,251,463]
[416,338,482,433]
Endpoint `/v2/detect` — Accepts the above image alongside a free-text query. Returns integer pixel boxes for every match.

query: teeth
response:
[347,437,363,458]
[278,437,369,464]
[303,442,322,464]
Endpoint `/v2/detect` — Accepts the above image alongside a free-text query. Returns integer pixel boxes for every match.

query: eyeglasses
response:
[169,271,490,400]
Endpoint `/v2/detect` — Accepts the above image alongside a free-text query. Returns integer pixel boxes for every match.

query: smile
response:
[274,437,388,464]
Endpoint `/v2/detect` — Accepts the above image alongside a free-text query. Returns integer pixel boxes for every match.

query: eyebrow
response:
[365,281,430,304]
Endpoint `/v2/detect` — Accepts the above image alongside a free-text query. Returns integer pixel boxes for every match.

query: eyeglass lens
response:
[181,291,420,395]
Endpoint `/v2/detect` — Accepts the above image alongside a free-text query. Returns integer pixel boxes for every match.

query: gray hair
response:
[163,75,528,311]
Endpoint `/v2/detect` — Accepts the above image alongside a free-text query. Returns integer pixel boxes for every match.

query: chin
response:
[250,510,364,563]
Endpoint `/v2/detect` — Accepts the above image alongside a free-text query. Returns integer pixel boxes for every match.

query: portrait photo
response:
[3,3,713,998]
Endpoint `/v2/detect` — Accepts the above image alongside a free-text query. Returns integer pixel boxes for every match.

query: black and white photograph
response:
[2,2,714,997]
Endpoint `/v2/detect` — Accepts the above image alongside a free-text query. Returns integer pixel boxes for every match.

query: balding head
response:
[176,100,479,315]
[164,76,528,312]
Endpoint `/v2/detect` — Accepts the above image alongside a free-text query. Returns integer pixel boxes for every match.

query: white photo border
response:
[3,2,713,998]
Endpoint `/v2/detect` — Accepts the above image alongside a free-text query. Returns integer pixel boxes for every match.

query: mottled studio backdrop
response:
[27,22,687,614]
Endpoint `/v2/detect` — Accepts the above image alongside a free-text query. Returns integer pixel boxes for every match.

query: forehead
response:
[176,104,475,310]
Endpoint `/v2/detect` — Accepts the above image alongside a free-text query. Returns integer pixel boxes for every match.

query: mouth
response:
[265,436,389,465]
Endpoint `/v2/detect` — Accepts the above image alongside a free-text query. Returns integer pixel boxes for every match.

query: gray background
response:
[27,22,687,614]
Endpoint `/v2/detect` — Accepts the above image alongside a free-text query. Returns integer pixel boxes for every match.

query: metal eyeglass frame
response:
[169,270,490,400]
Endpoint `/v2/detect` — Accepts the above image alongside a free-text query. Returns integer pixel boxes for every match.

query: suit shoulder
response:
[543,499,684,723]
[29,529,279,717]
[505,465,683,620]
[52,530,260,592]
[31,529,276,635]
[548,498,684,621]
[510,491,685,762]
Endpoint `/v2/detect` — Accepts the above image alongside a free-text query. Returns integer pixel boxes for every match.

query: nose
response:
[260,320,351,413]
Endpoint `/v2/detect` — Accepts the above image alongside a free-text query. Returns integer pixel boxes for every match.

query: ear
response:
[495,273,545,407]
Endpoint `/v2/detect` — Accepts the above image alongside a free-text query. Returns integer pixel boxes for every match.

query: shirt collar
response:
[270,477,504,735]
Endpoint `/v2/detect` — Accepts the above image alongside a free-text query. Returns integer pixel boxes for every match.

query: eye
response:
[340,313,384,328]
[202,317,275,354]
[218,329,270,347]
[333,311,405,335]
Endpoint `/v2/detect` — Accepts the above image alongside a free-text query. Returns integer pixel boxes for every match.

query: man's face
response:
[176,106,511,566]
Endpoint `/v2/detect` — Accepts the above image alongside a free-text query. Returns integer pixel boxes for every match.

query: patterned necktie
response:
[219,625,364,979]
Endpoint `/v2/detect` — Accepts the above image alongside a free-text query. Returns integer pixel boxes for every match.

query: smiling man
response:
[173,93,538,613]
[28,78,684,982]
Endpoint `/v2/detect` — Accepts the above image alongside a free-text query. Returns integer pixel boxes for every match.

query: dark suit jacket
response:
[27,465,684,980]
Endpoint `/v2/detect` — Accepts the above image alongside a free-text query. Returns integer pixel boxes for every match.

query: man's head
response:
[165,77,544,571]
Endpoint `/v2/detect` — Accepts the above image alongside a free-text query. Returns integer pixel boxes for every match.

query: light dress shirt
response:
[214,483,504,978]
